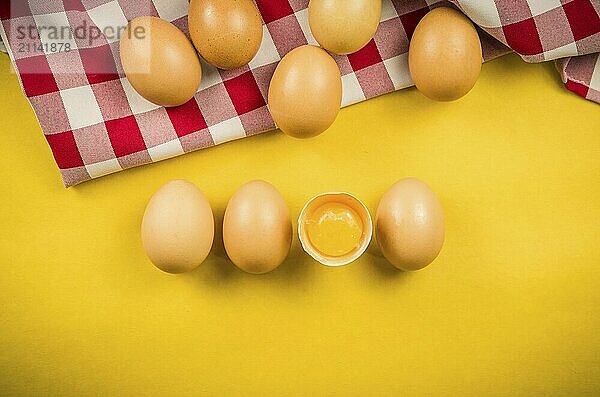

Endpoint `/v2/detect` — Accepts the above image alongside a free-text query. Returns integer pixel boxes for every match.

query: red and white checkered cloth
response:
[1,0,598,187]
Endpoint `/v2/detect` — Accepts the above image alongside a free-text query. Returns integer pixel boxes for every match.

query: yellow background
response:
[1,53,599,396]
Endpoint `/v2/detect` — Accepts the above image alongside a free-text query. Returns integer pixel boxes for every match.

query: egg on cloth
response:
[223,181,293,274]
[188,0,263,70]
[268,45,342,139]
[141,180,215,274]
[376,178,445,271]
[120,16,202,107]
[408,7,482,101]
[308,0,382,55]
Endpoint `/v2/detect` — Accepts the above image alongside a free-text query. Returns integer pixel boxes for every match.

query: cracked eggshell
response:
[298,192,373,267]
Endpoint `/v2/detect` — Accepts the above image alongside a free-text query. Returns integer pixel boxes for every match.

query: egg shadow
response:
[190,203,240,285]
[363,239,413,283]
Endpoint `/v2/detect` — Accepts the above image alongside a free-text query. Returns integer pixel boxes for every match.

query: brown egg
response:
[141,180,214,274]
[309,0,381,55]
[188,0,263,70]
[408,7,482,101]
[376,178,445,271]
[223,181,292,274]
[120,16,202,107]
[268,45,342,139]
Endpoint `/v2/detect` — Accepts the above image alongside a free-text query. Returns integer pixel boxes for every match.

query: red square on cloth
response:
[356,63,395,99]
[255,0,293,23]
[105,115,147,157]
[399,6,429,40]
[91,79,132,121]
[224,71,266,115]
[502,17,544,55]
[119,0,159,20]
[16,55,59,97]
[63,0,86,12]
[45,131,84,169]
[0,2,31,19]
[565,79,590,97]
[79,44,120,85]
[29,92,70,135]
[563,0,600,41]
[180,129,214,153]
[166,99,208,138]
[347,40,383,71]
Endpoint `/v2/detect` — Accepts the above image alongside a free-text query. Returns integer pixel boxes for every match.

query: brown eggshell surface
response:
[188,0,263,70]
[268,45,342,139]
[408,7,482,101]
[376,178,445,271]
[223,181,292,274]
[308,0,382,55]
[120,16,202,107]
[141,180,215,274]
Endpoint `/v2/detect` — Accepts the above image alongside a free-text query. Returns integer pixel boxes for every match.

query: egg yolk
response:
[305,202,364,257]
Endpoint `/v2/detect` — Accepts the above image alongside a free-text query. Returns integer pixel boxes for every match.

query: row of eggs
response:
[120,1,483,138]
[141,178,445,275]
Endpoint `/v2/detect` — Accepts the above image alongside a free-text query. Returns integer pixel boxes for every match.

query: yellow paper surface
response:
[1,54,599,396]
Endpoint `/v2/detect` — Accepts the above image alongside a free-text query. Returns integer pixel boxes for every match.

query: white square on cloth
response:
[121,78,161,115]
[589,56,600,94]
[87,1,129,44]
[33,12,78,54]
[249,25,281,69]
[381,0,399,22]
[295,8,318,46]
[341,73,366,107]
[456,0,502,28]
[85,158,122,178]
[209,116,246,145]
[384,53,413,90]
[543,41,577,61]
[198,58,223,91]
[527,0,563,17]
[60,85,104,130]
[147,139,185,162]
[153,0,189,22]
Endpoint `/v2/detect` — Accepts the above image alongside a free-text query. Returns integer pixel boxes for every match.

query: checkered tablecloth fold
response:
[0,0,598,186]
